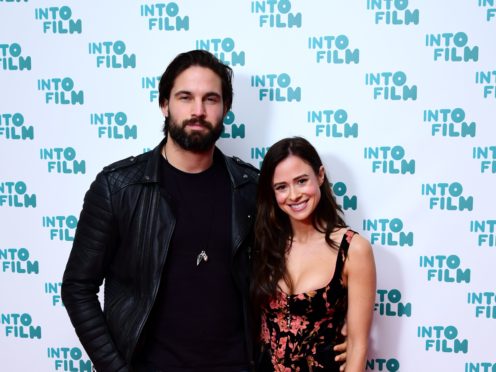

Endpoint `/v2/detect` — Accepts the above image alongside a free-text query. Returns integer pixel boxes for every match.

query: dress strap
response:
[334,229,356,277]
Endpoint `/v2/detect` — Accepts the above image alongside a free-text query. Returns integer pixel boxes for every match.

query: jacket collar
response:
[143,138,251,189]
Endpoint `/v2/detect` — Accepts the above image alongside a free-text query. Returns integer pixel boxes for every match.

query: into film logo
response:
[0,113,34,140]
[42,215,78,241]
[0,181,37,208]
[196,37,245,67]
[90,112,138,140]
[467,291,496,319]
[48,347,92,371]
[307,35,359,64]
[332,182,357,211]
[251,146,269,168]
[421,182,473,211]
[37,77,84,105]
[88,40,136,69]
[34,6,82,34]
[426,32,479,62]
[251,73,301,102]
[140,3,189,31]
[478,0,496,22]
[365,71,417,101]
[363,218,413,247]
[423,108,476,138]
[0,43,31,71]
[1,313,42,339]
[366,0,419,25]
[366,357,400,372]
[251,0,302,28]
[476,70,496,99]
[307,109,358,139]
[473,146,496,173]
[417,325,468,353]
[1,247,39,275]
[221,111,245,139]
[45,282,63,306]
[375,289,412,317]
[419,254,471,284]
[364,146,415,174]
[40,147,86,174]
[141,75,161,102]
[470,219,496,247]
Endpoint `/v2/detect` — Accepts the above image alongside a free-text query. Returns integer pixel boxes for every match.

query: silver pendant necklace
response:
[163,147,215,267]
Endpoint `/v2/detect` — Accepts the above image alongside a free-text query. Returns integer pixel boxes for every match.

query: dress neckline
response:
[278,229,352,298]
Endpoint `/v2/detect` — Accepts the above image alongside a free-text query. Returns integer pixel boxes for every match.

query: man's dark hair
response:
[158,49,234,111]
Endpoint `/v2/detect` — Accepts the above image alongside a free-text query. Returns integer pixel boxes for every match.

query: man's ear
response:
[161,100,169,117]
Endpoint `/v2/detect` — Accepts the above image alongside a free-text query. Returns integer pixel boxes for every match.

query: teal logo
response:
[332,182,357,211]
[417,325,468,353]
[1,248,39,274]
[366,71,417,100]
[363,218,413,246]
[221,111,245,139]
[366,358,400,371]
[364,146,415,174]
[367,0,419,25]
[42,215,77,241]
[48,347,92,371]
[478,0,496,21]
[250,146,270,168]
[476,70,496,98]
[196,37,245,66]
[0,43,31,70]
[1,313,41,339]
[251,73,301,102]
[426,32,479,62]
[251,0,302,28]
[40,147,86,174]
[35,6,82,34]
[90,112,138,140]
[140,3,189,31]
[470,220,496,247]
[423,108,476,137]
[141,76,161,102]
[308,35,359,64]
[308,109,358,138]
[421,182,473,211]
[465,362,496,371]
[419,255,471,283]
[89,41,136,69]
[0,113,34,140]
[0,181,36,208]
[44,282,63,306]
[467,292,496,319]
[37,77,84,105]
[473,146,496,173]
[375,289,411,317]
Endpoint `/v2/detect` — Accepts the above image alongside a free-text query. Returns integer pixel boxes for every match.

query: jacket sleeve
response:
[61,171,129,372]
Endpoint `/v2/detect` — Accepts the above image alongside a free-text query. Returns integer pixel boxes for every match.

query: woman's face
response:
[271,155,324,225]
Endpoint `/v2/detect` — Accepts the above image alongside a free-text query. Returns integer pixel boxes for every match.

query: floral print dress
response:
[259,230,355,371]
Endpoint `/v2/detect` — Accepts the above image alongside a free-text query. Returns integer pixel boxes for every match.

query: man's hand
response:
[334,323,348,371]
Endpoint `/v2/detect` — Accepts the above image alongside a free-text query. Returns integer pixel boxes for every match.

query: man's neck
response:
[162,139,215,173]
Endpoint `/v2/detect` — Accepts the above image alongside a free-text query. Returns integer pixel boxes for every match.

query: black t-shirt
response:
[137,153,247,371]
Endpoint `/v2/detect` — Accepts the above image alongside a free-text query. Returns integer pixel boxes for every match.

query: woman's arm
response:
[343,234,376,371]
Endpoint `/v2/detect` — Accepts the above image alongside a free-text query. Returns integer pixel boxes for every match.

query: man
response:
[62,50,346,371]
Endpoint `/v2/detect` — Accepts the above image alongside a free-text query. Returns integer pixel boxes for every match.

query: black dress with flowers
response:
[259,230,355,372]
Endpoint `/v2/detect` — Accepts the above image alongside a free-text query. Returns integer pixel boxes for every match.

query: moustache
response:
[183,118,212,129]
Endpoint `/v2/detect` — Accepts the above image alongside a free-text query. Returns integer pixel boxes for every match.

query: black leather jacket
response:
[62,139,259,371]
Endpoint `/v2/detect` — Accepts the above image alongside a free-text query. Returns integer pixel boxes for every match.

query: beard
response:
[166,113,224,153]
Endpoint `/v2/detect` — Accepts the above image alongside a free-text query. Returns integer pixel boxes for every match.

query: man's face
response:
[162,66,226,152]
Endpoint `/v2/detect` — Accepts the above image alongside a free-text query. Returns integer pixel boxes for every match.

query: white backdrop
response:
[1,1,495,371]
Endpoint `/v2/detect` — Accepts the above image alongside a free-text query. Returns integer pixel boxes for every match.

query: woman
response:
[252,137,376,371]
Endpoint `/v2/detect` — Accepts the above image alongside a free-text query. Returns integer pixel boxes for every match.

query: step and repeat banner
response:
[1,1,495,371]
